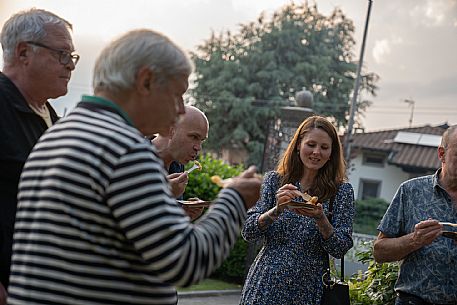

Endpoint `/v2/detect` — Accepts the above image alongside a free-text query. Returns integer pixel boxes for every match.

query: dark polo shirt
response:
[0,72,59,287]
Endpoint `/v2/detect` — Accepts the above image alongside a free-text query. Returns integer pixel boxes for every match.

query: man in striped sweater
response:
[8,29,261,305]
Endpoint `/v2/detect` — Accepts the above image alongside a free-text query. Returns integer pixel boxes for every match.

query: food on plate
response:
[286,193,319,210]
[300,192,318,204]
[194,160,202,171]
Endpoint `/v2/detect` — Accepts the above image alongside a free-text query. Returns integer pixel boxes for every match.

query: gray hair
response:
[0,8,73,65]
[440,125,457,149]
[93,29,193,92]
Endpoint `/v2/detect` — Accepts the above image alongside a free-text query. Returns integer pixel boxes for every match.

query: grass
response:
[177,278,242,292]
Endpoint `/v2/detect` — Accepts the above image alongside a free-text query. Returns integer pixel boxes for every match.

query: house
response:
[347,123,449,202]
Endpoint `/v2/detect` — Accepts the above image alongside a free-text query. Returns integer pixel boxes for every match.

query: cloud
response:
[372,37,403,64]
[372,40,390,64]
[411,0,457,27]
[374,73,457,101]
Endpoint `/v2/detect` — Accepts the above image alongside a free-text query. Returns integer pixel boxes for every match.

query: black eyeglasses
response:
[26,41,80,66]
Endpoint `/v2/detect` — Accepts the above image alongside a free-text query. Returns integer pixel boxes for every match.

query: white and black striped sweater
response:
[8,101,246,305]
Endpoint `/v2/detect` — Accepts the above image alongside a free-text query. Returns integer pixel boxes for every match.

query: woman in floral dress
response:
[240,116,355,305]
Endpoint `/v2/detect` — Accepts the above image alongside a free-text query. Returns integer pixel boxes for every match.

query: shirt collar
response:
[80,95,135,127]
[0,72,35,113]
[433,168,444,191]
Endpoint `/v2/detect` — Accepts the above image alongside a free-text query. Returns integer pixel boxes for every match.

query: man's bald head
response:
[167,105,208,164]
[152,105,208,169]
[176,106,208,131]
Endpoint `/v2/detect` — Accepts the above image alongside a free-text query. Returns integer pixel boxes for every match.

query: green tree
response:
[190,2,378,167]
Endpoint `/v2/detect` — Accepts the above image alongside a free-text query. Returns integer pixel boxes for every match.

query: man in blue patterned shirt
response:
[374,125,457,305]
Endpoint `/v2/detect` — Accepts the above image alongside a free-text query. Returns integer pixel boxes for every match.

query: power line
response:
[363,111,457,115]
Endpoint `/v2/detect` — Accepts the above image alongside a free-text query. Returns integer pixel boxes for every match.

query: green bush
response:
[354,198,389,235]
[349,242,399,305]
[184,153,243,201]
[184,153,247,283]
[211,236,249,283]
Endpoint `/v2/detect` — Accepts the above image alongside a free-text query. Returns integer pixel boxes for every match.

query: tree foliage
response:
[190,1,378,167]
[183,153,243,200]
[353,198,389,235]
[183,154,247,283]
[349,243,398,305]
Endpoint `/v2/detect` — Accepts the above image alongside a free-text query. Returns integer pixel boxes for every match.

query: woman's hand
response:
[292,201,325,220]
[257,184,301,230]
[275,184,302,210]
[293,201,334,240]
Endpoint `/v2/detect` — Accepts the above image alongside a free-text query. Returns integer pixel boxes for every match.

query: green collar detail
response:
[81,95,134,127]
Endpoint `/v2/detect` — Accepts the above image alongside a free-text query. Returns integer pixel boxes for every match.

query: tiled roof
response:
[349,124,449,172]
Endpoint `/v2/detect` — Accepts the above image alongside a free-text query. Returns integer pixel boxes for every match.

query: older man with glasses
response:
[0,8,78,302]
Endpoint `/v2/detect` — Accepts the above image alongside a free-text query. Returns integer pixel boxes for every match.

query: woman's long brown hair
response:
[276,116,346,202]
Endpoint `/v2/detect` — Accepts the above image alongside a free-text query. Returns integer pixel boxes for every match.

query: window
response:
[363,153,385,167]
[359,179,381,200]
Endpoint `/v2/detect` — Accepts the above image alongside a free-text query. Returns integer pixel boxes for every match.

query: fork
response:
[186,162,201,174]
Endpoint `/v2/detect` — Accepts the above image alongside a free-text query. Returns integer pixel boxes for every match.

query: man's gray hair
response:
[440,125,457,149]
[93,29,193,92]
[0,8,73,65]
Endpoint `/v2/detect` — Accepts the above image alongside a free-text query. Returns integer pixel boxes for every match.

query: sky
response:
[1,0,456,132]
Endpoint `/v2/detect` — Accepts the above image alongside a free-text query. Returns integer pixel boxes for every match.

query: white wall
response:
[347,153,410,202]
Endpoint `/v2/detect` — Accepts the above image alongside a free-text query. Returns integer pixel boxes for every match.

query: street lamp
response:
[404,98,415,128]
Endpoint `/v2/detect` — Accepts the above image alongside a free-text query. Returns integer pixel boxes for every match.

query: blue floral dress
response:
[240,171,355,305]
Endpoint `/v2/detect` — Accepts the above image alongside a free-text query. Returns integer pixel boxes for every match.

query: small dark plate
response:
[442,231,457,241]
[286,200,318,210]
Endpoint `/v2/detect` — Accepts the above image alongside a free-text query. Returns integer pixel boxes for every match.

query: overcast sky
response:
[1,0,456,131]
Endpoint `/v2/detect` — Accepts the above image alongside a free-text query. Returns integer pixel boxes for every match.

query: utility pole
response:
[344,0,373,166]
[404,98,415,128]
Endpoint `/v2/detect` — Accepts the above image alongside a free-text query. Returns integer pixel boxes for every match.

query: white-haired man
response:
[0,8,78,302]
[8,29,261,305]
[374,125,457,304]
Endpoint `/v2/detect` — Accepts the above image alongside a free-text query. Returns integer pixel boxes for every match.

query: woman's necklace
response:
[299,182,311,194]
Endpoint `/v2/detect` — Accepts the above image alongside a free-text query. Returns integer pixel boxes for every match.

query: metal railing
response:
[345,232,376,262]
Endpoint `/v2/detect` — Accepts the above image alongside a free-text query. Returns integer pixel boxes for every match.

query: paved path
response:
[178,290,241,305]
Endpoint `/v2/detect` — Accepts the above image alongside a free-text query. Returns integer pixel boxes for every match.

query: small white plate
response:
[178,200,212,208]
